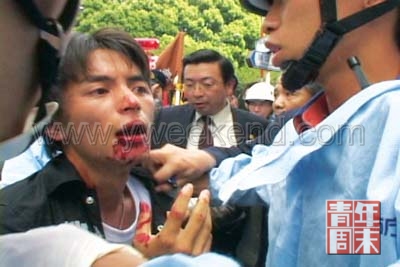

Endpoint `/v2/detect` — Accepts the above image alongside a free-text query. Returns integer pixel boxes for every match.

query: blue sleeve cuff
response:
[140,253,241,267]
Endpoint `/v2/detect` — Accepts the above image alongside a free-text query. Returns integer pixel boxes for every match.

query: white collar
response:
[194,101,232,126]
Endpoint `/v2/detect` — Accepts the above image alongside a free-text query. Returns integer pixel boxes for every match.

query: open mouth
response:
[116,122,147,137]
[112,121,150,160]
[115,122,148,147]
[265,42,281,54]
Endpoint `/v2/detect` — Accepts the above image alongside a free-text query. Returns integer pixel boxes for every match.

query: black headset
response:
[241,0,400,91]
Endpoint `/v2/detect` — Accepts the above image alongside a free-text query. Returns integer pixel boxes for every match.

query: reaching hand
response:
[143,144,216,192]
[133,183,212,258]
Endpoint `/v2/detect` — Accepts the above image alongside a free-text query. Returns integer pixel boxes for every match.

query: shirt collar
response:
[194,101,231,125]
[39,153,87,195]
[293,91,330,133]
[42,154,147,196]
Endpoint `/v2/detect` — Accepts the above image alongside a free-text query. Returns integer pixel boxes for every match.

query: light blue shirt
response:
[210,80,400,267]
[142,253,240,267]
[1,137,54,189]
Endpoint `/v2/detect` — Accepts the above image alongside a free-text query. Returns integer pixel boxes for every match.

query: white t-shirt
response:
[102,176,151,245]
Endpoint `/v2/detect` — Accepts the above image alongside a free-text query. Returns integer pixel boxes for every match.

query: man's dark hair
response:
[56,27,150,91]
[151,69,168,88]
[182,49,235,85]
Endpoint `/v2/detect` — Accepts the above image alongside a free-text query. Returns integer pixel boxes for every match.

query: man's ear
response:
[45,122,64,142]
[225,79,236,96]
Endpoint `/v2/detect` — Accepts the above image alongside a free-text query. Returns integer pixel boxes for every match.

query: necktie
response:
[198,115,213,149]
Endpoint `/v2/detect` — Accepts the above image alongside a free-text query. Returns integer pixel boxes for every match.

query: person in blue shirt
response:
[0,1,239,267]
[145,0,400,266]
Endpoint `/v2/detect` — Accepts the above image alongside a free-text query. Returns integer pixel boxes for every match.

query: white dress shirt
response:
[186,102,237,150]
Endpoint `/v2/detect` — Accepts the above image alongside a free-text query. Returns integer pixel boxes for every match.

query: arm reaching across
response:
[0,219,239,267]
[0,224,146,267]
[144,144,216,192]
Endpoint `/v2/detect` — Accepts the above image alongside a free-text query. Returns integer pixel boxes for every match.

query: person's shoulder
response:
[339,80,400,119]
[0,170,44,232]
[0,154,75,203]
[158,104,194,115]
[0,170,42,199]
[154,105,194,127]
[361,80,400,100]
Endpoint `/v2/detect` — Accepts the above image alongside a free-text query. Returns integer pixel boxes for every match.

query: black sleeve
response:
[204,113,294,166]
[205,144,251,166]
[0,184,36,235]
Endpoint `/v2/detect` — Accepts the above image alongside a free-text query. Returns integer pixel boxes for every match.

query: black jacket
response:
[0,154,173,236]
[151,104,269,149]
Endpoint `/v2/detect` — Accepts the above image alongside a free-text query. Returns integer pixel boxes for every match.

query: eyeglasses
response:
[183,78,222,91]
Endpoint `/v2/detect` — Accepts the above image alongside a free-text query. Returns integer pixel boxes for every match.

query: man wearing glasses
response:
[151,49,269,266]
[152,49,268,150]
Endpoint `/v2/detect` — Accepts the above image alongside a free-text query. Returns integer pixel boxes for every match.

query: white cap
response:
[244,82,274,102]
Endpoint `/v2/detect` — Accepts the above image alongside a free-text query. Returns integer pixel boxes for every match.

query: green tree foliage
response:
[75,0,276,84]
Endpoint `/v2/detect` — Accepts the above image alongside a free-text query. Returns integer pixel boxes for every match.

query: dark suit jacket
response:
[151,104,269,266]
[151,104,268,149]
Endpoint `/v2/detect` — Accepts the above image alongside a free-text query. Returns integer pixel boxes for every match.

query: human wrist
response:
[198,150,217,171]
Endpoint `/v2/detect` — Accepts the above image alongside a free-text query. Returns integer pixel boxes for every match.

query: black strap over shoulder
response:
[320,0,337,24]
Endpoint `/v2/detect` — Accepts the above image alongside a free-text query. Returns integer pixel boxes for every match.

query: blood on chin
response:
[112,142,149,162]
